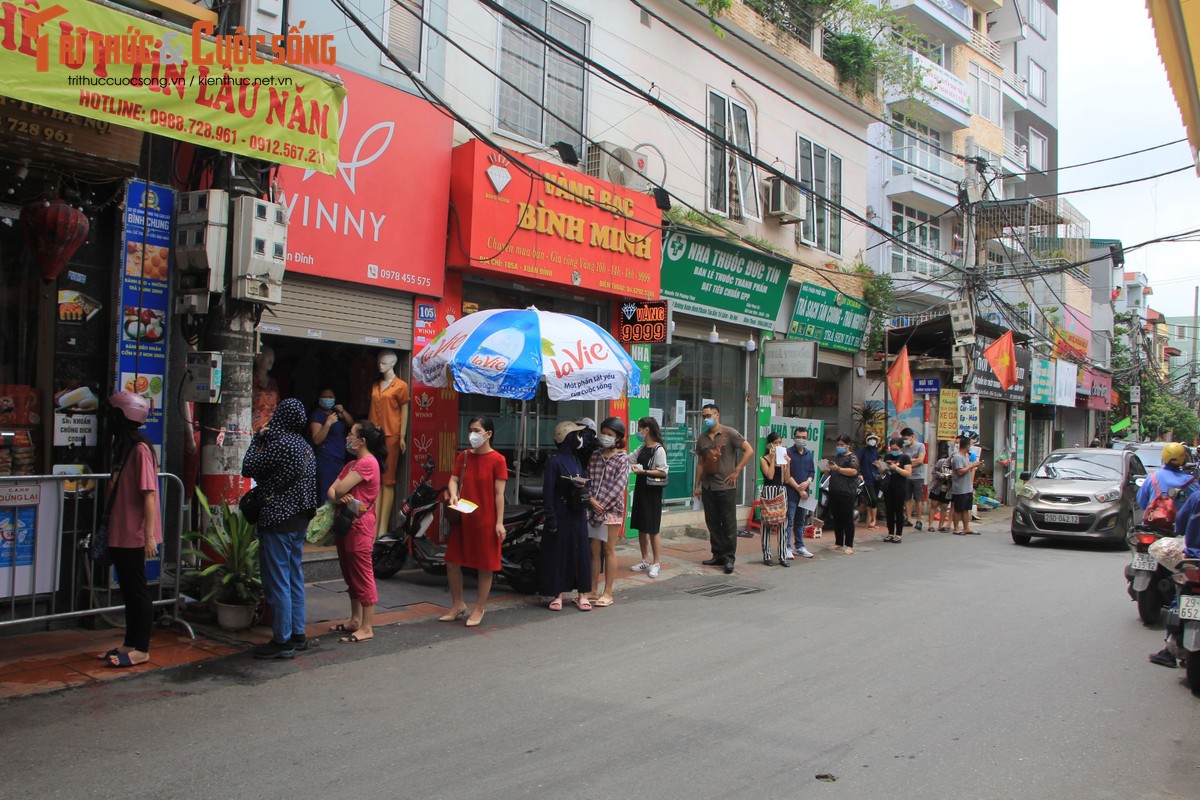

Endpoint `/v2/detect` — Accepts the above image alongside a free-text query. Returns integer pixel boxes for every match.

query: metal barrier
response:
[0,472,193,637]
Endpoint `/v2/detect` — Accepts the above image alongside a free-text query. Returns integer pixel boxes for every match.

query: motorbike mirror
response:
[1019,471,1031,481]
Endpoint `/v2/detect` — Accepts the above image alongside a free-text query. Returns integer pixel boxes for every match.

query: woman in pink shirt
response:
[328,421,385,643]
[98,391,161,668]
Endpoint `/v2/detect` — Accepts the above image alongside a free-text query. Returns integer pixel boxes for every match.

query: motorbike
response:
[1163,557,1200,695]
[1125,524,1176,625]
[371,457,544,595]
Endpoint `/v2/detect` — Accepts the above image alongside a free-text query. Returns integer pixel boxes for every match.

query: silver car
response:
[1011,448,1145,545]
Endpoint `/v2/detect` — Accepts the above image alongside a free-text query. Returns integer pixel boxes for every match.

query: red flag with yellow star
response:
[983,331,1018,391]
[887,346,914,411]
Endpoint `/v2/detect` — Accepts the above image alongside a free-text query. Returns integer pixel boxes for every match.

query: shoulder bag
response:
[643,445,668,486]
[239,484,269,524]
[89,465,126,563]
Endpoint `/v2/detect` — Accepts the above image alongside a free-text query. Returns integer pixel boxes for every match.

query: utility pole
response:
[1191,285,1198,413]
[1131,321,1142,442]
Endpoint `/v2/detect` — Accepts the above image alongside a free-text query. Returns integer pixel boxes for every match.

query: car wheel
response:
[1011,531,1032,545]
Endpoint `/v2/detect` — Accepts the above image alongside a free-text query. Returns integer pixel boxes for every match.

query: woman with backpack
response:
[629,417,669,578]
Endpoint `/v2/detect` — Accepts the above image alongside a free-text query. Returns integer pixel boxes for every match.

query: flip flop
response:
[593,597,614,607]
[98,647,121,661]
[339,634,373,644]
[108,651,146,668]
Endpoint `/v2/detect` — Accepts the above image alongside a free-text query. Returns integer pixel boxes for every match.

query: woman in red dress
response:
[441,417,507,627]
[328,421,384,643]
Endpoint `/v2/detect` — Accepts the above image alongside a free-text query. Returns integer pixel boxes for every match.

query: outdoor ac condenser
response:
[765,176,806,223]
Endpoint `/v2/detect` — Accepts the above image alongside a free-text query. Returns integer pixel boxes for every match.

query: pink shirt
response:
[107,443,162,548]
[337,454,380,537]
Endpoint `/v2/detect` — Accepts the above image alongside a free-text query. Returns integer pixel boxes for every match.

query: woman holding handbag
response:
[758,432,791,567]
[327,421,386,643]
[587,417,630,607]
[440,417,507,627]
[629,417,669,578]
[96,391,160,668]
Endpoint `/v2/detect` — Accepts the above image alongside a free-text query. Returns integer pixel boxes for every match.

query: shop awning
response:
[1148,0,1200,173]
[0,0,345,174]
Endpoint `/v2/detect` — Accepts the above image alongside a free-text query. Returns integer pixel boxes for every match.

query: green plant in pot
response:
[184,488,262,631]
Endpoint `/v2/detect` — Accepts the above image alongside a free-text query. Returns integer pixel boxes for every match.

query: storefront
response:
[967,332,1031,504]
[1078,366,1112,443]
[426,139,661,491]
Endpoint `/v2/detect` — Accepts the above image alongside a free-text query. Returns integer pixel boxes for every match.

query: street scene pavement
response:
[1,511,1199,800]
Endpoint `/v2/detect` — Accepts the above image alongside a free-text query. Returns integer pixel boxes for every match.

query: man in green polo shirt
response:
[693,403,754,574]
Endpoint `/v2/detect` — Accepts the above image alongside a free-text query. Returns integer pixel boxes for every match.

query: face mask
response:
[890,449,901,456]
[318,398,335,410]
[702,417,716,430]
[835,446,847,455]
[903,438,913,446]
[345,438,359,454]
[598,434,616,449]
[866,441,878,449]
[573,433,585,450]
[794,438,806,450]
[468,431,486,449]
[635,432,645,442]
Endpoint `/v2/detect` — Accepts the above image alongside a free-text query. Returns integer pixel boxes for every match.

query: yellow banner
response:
[937,388,960,441]
[0,0,344,174]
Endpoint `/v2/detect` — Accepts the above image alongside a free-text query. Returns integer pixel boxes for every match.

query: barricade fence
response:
[0,472,193,636]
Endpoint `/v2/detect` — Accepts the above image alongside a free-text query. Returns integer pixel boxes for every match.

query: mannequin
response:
[368,348,409,537]
[251,344,280,433]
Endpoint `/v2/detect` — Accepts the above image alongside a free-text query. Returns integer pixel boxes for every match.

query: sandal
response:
[593,596,613,608]
[829,544,843,551]
[338,634,373,644]
[883,535,895,543]
[574,595,592,611]
[108,651,147,668]
[328,623,357,632]
[548,597,563,611]
[98,647,122,661]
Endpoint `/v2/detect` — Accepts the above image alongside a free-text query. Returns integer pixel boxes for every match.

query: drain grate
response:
[682,582,764,598]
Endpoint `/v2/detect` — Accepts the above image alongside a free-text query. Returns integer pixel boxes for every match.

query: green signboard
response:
[662,425,695,503]
[788,282,869,353]
[660,230,791,328]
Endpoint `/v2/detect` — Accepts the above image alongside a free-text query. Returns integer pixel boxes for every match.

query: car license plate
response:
[1180,595,1200,621]
[1131,552,1157,572]
[1043,513,1080,524]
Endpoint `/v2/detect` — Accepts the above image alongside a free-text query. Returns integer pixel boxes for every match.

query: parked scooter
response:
[371,457,544,594]
[1163,557,1200,695]
[1125,524,1176,625]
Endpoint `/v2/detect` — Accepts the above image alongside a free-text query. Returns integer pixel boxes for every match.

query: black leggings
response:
[109,547,154,652]
[828,493,856,548]
[884,492,906,537]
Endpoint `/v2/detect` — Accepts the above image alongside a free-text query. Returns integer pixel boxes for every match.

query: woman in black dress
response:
[629,416,669,578]
[824,433,861,554]
[539,420,593,611]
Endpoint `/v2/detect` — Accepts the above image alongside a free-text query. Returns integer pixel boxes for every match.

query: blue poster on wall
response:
[114,180,174,454]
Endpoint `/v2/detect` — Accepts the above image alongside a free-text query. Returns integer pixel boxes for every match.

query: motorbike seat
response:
[503,504,537,524]
[518,485,544,504]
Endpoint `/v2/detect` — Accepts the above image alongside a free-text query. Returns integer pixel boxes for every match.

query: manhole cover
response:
[682,583,764,597]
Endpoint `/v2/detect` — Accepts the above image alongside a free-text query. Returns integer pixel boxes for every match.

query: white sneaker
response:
[784,549,795,560]
[631,560,650,572]
[796,547,815,558]
[648,563,661,578]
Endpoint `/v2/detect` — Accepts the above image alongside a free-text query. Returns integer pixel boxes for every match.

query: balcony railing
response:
[888,245,962,279]
[744,0,816,49]
[890,145,965,192]
[969,29,1002,64]
[895,0,972,27]
[1004,135,1028,170]
[1003,67,1028,96]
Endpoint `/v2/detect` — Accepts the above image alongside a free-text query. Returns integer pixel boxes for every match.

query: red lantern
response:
[19,200,90,283]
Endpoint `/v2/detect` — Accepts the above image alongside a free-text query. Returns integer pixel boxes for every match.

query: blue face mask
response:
[702,417,716,430]
[890,449,901,456]
[835,446,847,455]
[319,398,335,410]
[635,432,645,442]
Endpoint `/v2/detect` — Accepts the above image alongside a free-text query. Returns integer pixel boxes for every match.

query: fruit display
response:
[123,305,165,342]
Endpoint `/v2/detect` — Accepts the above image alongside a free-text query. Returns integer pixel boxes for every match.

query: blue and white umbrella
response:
[412,307,641,401]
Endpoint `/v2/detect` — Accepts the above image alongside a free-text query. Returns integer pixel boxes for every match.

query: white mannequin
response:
[369,348,409,537]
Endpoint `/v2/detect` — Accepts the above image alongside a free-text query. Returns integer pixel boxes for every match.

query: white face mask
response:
[598,434,616,449]
[468,431,486,449]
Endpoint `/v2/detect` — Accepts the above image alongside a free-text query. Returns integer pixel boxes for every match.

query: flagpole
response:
[883,337,891,441]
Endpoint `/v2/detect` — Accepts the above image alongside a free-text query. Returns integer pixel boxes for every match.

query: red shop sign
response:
[447,140,661,299]
[276,68,453,296]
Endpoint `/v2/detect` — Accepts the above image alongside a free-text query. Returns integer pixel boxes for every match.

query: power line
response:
[1011,137,1188,178]
[1016,165,1195,201]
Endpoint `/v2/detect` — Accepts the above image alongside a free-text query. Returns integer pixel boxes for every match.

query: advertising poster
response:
[1013,409,1027,492]
[662,426,694,503]
[621,344,652,537]
[115,180,174,454]
[768,416,824,505]
[1054,361,1079,407]
[937,389,961,440]
[787,282,869,352]
[409,273,464,493]
[1030,358,1055,405]
[659,231,789,327]
[0,482,60,598]
[958,393,981,441]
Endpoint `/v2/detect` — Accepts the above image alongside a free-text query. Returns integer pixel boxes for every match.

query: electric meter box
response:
[231,196,287,305]
[184,352,223,403]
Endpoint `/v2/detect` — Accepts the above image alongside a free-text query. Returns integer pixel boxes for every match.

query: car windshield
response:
[1127,447,1165,471]
[1034,452,1124,481]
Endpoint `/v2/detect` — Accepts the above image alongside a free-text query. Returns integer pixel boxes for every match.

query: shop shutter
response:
[259,274,414,349]
[1059,407,1089,449]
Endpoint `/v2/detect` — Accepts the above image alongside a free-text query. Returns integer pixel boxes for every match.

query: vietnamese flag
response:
[983,331,1018,391]
[887,346,914,411]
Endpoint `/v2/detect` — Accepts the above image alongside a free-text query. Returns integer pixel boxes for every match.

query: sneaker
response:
[1149,647,1177,668]
[796,547,814,559]
[648,563,661,578]
[631,560,650,572]
[289,635,309,652]
[253,640,296,660]
[915,521,923,531]
[784,549,795,560]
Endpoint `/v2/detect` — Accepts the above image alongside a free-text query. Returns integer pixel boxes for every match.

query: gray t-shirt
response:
[903,441,926,483]
[950,452,974,496]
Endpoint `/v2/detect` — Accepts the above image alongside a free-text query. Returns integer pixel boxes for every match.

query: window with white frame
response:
[1027,0,1047,37]
[496,0,587,153]
[967,62,1002,126]
[1028,128,1048,172]
[707,90,762,222]
[890,202,942,275]
[1028,59,1047,103]
[383,0,426,74]
[797,135,842,254]
[889,111,946,181]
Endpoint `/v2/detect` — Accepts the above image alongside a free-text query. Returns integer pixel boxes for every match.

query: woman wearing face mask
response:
[875,437,913,543]
[309,387,353,500]
[629,417,669,577]
[587,417,630,607]
[856,434,881,531]
[758,432,791,567]
[540,421,593,611]
[824,434,861,554]
[328,421,386,642]
[441,417,507,627]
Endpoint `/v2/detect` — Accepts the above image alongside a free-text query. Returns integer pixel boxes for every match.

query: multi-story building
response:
[1163,315,1198,398]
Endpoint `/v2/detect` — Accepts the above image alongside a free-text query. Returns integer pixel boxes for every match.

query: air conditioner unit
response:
[765,176,805,223]
[585,142,644,188]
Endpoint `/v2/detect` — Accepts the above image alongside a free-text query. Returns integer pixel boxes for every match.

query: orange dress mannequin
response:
[252,345,279,433]
[369,349,409,537]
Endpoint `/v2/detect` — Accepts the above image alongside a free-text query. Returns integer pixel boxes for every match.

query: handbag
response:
[759,489,788,525]
[641,445,668,486]
[331,501,358,538]
[239,484,269,524]
[89,460,127,562]
[306,502,336,546]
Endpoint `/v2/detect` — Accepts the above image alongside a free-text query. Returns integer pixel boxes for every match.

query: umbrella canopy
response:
[412,308,641,401]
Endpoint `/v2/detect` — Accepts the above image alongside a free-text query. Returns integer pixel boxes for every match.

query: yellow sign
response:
[0,0,344,174]
[937,388,960,441]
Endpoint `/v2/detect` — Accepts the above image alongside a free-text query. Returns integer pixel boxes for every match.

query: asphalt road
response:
[2,522,1199,800]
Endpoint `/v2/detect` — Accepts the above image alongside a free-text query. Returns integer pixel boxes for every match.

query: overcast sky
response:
[1058,0,1200,320]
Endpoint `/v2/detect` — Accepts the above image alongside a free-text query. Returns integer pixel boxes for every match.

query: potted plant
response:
[184,488,262,631]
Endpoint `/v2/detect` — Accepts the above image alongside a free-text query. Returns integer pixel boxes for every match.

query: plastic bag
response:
[1150,536,1187,571]
[306,502,336,546]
